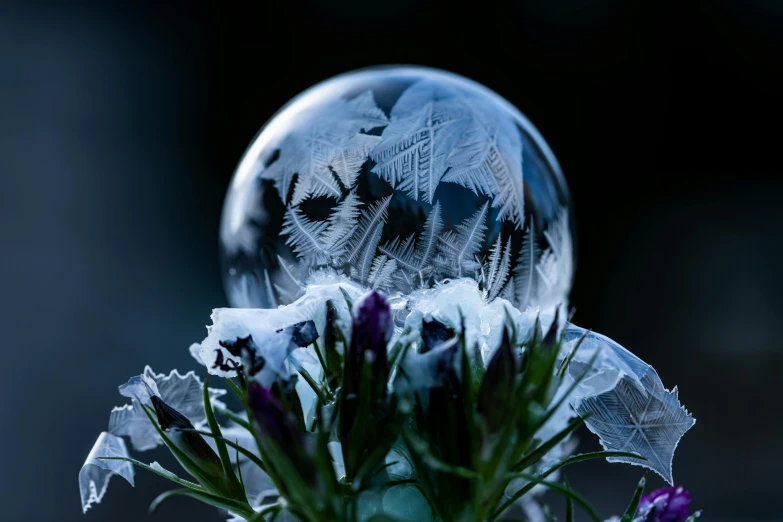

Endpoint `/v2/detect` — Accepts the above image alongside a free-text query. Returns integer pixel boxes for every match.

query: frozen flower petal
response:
[79,432,134,513]
[199,277,363,385]
[562,326,695,484]
[110,366,226,452]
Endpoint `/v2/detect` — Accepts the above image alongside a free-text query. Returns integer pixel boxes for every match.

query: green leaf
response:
[138,403,229,495]
[250,502,283,521]
[224,378,247,403]
[403,431,478,479]
[563,474,574,522]
[620,474,647,522]
[499,473,601,522]
[513,416,585,471]
[312,339,329,376]
[494,451,644,519]
[177,428,267,472]
[149,488,255,519]
[365,515,405,522]
[340,286,354,311]
[288,355,330,403]
[542,504,558,522]
[203,376,246,501]
[557,328,589,379]
[235,440,245,492]
[98,457,201,490]
[214,405,253,432]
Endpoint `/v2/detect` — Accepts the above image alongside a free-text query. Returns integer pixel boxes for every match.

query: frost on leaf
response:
[79,432,134,513]
[109,367,226,452]
[261,90,388,205]
[562,325,695,484]
[371,81,470,203]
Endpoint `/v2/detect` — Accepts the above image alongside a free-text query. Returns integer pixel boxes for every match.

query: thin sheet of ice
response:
[79,432,134,513]
[195,275,363,386]
[561,325,695,484]
[109,366,226,452]
[402,278,560,364]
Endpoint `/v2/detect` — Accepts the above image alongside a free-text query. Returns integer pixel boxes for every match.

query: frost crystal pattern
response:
[220,67,573,312]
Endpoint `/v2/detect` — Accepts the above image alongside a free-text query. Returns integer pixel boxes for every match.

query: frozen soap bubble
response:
[220,66,574,312]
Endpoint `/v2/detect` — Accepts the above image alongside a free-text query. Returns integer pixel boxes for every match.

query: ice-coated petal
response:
[199,277,363,385]
[403,278,559,364]
[79,432,134,513]
[110,366,226,452]
[562,325,695,484]
[118,371,159,403]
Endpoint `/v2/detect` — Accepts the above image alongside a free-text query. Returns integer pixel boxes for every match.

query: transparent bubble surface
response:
[220,66,574,311]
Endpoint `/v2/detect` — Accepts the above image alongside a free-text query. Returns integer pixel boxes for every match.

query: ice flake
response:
[79,432,134,513]
[562,325,695,484]
[262,90,388,204]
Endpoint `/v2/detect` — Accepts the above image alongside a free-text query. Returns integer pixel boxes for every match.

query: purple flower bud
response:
[346,290,393,392]
[149,396,228,494]
[352,290,394,354]
[248,382,318,489]
[478,327,518,433]
[637,486,692,522]
[248,382,303,449]
[339,290,393,479]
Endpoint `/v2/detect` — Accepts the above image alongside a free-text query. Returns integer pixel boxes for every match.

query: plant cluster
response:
[80,289,697,521]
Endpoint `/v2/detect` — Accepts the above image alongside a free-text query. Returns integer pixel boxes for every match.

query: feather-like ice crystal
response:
[562,326,696,484]
[220,66,573,313]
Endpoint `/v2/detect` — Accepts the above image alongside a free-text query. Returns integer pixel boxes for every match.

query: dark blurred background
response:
[1,1,781,521]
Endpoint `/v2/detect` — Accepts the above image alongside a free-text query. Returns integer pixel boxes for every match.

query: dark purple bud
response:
[321,300,344,390]
[248,382,316,487]
[339,291,393,479]
[248,382,302,448]
[149,396,227,493]
[478,328,518,433]
[637,486,692,522]
[542,308,561,346]
[151,396,194,431]
[352,290,394,353]
[346,290,392,389]
[425,337,472,509]
[421,316,455,353]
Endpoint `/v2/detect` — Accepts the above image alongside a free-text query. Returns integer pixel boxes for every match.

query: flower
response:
[478,327,518,433]
[248,381,317,488]
[149,395,232,496]
[342,289,394,404]
[340,290,394,479]
[636,486,692,522]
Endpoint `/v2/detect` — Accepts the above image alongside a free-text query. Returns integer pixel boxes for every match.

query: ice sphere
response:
[220,66,574,313]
